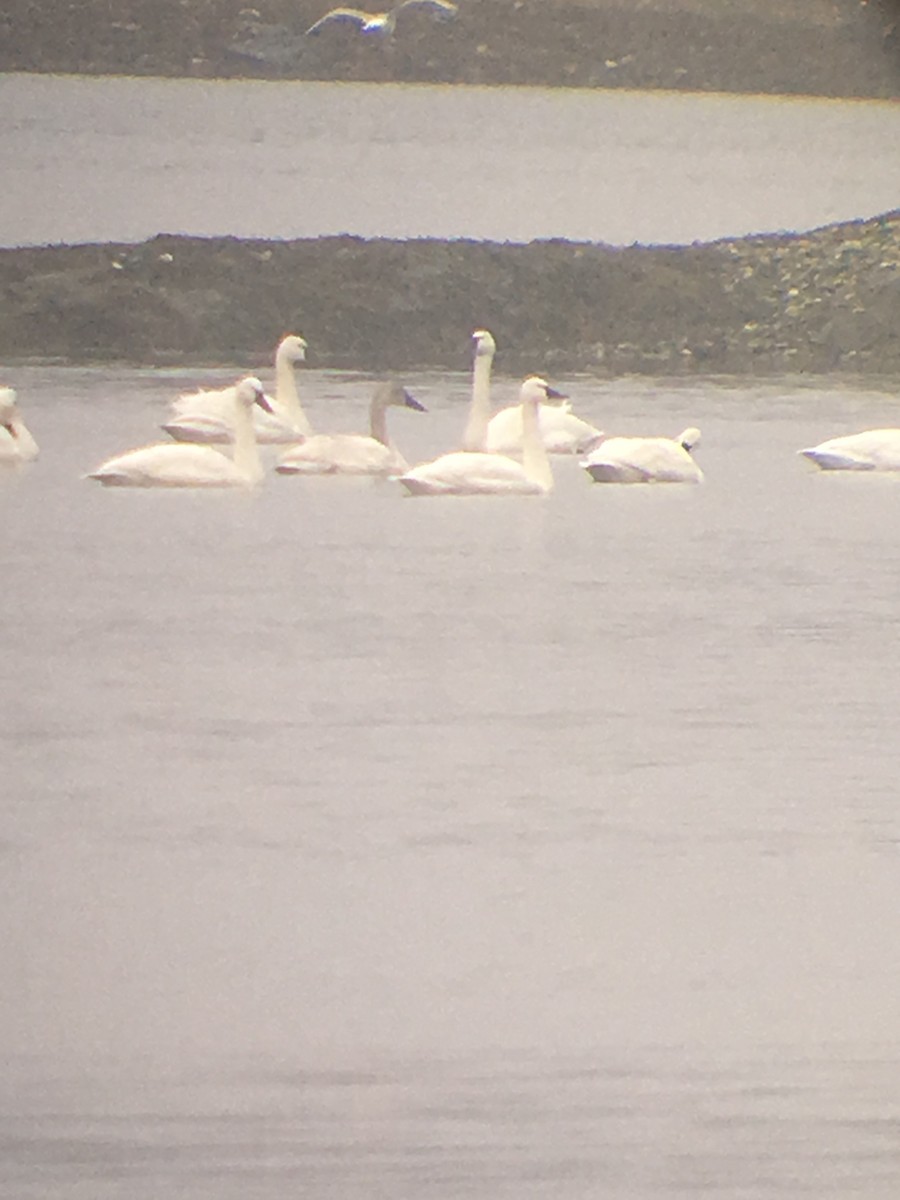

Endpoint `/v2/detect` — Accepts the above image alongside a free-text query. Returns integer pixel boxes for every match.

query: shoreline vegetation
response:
[2,0,898,376]
[2,211,898,376]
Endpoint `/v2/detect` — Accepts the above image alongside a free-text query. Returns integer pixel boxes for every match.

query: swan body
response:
[798,430,900,471]
[0,387,39,464]
[399,376,563,496]
[486,400,604,455]
[163,335,309,444]
[582,428,703,484]
[88,377,272,488]
[276,381,425,475]
[305,0,458,37]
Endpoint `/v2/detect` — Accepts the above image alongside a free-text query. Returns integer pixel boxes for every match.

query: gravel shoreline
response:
[2,0,898,98]
[2,211,898,376]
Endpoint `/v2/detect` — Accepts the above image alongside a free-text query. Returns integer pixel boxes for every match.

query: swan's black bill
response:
[254,390,275,414]
[545,386,568,401]
[404,391,427,412]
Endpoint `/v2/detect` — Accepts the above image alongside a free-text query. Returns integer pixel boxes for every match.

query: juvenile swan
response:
[798,430,900,471]
[164,335,309,444]
[582,428,703,484]
[275,381,426,475]
[305,0,458,37]
[88,377,273,488]
[398,376,564,496]
[0,387,39,464]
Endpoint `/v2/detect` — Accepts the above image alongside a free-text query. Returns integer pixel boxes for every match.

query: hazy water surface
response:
[3,74,900,246]
[2,366,900,1197]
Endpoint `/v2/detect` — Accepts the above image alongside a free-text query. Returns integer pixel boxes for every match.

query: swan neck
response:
[369,398,390,446]
[274,350,312,435]
[462,351,493,452]
[232,399,263,481]
[521,399,553,491]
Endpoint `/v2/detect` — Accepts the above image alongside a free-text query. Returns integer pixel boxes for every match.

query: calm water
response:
[2,73,900,246]
[2,365,900,1197]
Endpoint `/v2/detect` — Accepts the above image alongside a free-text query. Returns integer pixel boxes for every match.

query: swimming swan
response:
[398,376,564,496]
[483,337,602,456]
[798,430,900,471]
[582,428,703,484]
[0,387,39,464]
[468,328,602,455]
[305,0,458,37]
[275,381,426,475]
[163,335,309,444]
[88,377,272,488]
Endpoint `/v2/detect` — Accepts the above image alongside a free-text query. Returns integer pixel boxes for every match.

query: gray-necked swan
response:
[398,376,564,496]
[0,387,39,464]
[163,335,309,444]
[582,428,703,484]
[798,430,900,471]
[88,377,272,488]
[275,380,426,475]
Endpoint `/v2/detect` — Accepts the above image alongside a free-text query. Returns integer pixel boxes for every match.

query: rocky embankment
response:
[1,0,898,98]
[1,211,898,376]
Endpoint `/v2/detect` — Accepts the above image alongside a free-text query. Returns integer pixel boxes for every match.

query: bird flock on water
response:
[3,330,899,490]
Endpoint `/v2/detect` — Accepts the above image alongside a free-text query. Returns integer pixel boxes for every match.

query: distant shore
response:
[2,0,897,99]
[2,210,898,376]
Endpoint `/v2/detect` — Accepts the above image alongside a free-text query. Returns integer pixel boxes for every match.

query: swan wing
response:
[583,437,702,483]
[170,384,236,420]
[305,8,372,34]
[399,451,544,495]
[87,443,247,488]
[396,0,458,16]
[539,408,604,454]
[277,433,402,475]
[166,399,306,444]
[486,404,602,454]
[799,430,900,471]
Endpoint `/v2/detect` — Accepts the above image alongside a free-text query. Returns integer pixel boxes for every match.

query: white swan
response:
[87,377,272,488]
[468,328,602,455]
[462,328,497,452]
[0,387,39,464]
[798,430,900,471]
[487,397,604,455]
[275,380,426,475]
[582,428,703,484]
[305,0,458,37]
[163,334,309,444]
[398,376,563,496]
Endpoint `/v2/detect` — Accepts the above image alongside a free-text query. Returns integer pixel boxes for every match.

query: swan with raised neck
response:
[88,377,273,487]
[164,335,309,444]
[398,376,564,496]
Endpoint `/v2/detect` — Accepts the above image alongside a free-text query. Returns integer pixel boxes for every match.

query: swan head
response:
[236,375,274,414]
[521,376,568,406]
[0,386,16,417]
[278,334,308,365]
[472,329,496,358]
[0,386,20,434]
[679,427,701,451]
[374,380,427,412]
